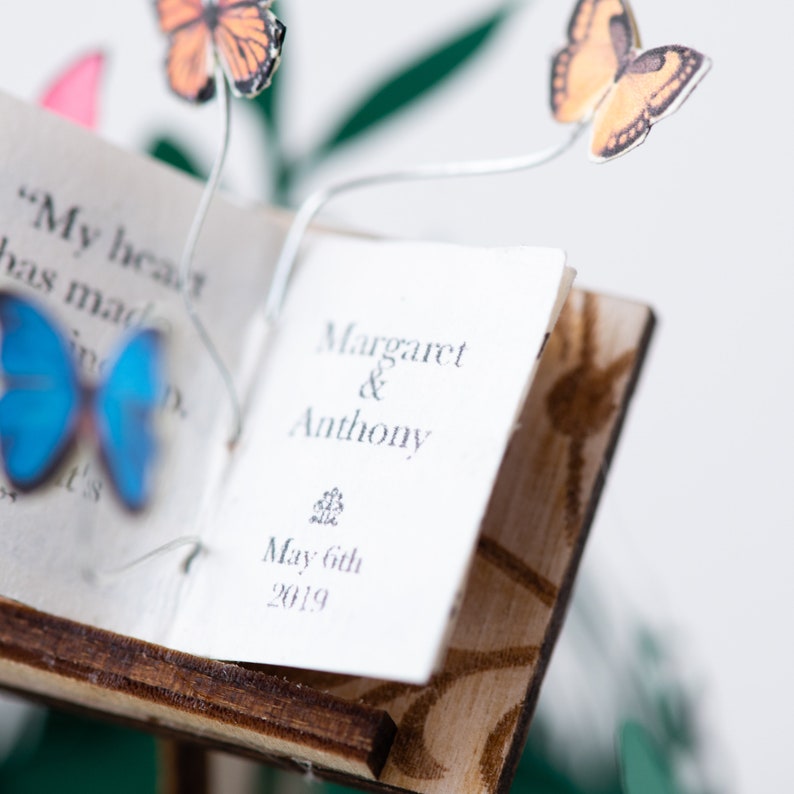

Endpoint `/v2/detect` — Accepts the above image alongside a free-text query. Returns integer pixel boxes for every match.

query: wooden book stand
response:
[0,288,653,793]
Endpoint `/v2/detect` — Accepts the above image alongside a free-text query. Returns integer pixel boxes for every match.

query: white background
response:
[0,1,791,790]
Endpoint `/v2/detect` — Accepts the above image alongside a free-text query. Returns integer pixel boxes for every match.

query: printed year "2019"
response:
[267,583,329,613]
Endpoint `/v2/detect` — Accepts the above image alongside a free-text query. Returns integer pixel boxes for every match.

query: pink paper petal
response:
[40,52,105,130]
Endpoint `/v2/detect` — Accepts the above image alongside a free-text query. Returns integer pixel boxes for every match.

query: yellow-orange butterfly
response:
[156,0,285,103]
[551,0,710,161]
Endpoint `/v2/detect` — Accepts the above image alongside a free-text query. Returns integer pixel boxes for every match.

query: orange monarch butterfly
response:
[156,0,285,103]
[551,0,710,161]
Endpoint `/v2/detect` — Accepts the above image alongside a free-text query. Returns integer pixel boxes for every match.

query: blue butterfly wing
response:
[0,291,81,489]
[94,328,164,511]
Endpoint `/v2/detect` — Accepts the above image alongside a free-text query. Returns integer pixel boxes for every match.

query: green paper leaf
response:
[656,690,696,751]
[148,137,203,179]
[0,711,156,793]
[251,69,280,134]
[313,5,514,158]
[619,722,679,794]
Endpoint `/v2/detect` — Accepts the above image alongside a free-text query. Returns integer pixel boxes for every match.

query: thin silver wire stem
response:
[179,69,242,445]
[264,122,587,323]
[87,536,204,583]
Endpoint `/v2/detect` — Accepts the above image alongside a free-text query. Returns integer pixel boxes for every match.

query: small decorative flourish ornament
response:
[310,487,345,527]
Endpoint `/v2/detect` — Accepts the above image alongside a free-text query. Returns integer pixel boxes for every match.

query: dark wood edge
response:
[0,679,385,786]
[0,596,396,778]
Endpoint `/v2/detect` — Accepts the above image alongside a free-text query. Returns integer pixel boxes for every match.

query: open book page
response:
[0,91,283,642]
[0,91,574,682]
[170,236,573,682]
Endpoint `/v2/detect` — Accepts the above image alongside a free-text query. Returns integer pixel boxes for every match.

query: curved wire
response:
[85,535,205,584]
[178,68,243,445]
[264,121,588,323]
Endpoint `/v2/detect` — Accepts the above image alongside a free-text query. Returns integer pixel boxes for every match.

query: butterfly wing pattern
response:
[0,291,165,511]
[94,329,165,512]
[591,44,708,160]
[551,0,710,161]
[212,0,285,99]
[0,292,81,491]
[551,0,633,124]
[157,0,285,103]
[158,0,217,102]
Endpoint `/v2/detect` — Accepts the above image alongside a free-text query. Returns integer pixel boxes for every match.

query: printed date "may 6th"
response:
[262,536,363,576]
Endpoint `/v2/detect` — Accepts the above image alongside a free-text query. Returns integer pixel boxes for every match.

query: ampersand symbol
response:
[359,358,394,400]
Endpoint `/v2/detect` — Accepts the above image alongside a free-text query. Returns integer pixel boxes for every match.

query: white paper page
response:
[0,91,284,640]
[172,235,571,683]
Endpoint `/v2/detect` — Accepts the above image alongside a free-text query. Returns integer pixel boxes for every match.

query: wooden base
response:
[0,596,397,780]
[0,289,653,793]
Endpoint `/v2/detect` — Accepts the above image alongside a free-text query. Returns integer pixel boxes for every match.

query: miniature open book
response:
[0,90,655,792]
[0,91,575,685]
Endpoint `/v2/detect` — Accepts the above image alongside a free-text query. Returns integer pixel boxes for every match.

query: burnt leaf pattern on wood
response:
[359,646,540,779]
[547,294,636,543]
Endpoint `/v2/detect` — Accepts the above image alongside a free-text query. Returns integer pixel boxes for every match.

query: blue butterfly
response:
[0,291,165,511]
